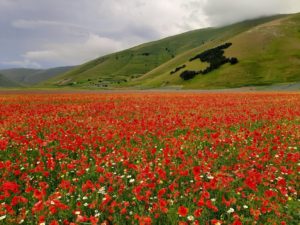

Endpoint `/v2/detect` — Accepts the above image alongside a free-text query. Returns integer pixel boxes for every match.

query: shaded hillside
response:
[0,74,20,87]
[0,66,73,86]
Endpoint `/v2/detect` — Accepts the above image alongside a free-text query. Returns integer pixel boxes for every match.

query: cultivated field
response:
[0,93,299,224]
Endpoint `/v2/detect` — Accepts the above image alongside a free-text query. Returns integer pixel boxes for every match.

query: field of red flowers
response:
[0,93,299,225]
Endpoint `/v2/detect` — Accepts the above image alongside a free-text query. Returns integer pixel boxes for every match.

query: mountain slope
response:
[0,66,73,86]
[0,73,20,87]
[46,15,286,88]
[129,13,300,89]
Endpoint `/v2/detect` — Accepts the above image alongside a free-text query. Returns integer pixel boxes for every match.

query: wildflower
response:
[227,208,235,214]
[207,174,214,180]
[187,215,194,221]
[98,187,106,194]
[2,181,19,193]
[139,216,152,225]
[178,206,188,217]
[194,209,202,217]
[0,215,6,221]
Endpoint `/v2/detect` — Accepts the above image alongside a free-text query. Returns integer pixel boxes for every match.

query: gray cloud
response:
[23,34,123,65]
[0,0,300,69]
[201,0,300,26]
[1,59,41,69]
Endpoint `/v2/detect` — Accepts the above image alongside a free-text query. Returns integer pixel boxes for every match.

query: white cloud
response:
[91,0,208,37]
[201,0,300,26]
[1,59,41,69]
[23,33,122,65]
[1,0,300,68]
[12,19,83,30]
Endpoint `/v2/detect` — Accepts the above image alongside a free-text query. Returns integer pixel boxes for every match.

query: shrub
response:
[229,57,238,65]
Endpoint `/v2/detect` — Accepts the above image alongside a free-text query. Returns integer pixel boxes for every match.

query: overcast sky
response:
[1,0,300,69]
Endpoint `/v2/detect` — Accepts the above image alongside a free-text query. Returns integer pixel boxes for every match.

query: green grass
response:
[45,14,290,89]
[125,13,300,89]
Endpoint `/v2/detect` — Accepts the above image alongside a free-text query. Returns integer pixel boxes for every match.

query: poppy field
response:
[0,92,299,225]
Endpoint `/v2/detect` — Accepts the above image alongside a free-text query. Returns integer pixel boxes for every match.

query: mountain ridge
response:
[45,14,289,89]
[0,66,74,87]
[2,13,300,90]
[0,73,21,87]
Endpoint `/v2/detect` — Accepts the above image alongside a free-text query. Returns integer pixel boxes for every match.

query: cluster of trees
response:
[180,43,239,80]
[189,43,232,61]
[180,70,200,80]
[170,64,186,74]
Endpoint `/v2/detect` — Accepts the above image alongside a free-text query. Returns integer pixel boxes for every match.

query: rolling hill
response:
[0,66,73,87]
[38,13,300,89]
[0,73,20,87]
[132,13,300,89]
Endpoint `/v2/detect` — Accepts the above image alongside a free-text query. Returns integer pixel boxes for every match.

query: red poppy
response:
[0,93,298,224]
[33,189,44,200]
[2,181,19,193]
[194,208,202,217]
[139,216,152,225]
[178,206,188,217]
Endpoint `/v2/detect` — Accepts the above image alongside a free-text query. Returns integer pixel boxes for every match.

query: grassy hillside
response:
[46,15,286,88]
[126,13,300,89]
[0,73,20,87]
[0,66,73,86]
